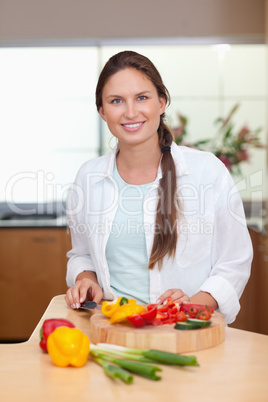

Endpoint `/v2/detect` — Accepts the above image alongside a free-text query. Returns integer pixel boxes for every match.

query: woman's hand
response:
[156,289,190,305]
[65,271,103,309]
[156,290,218,310]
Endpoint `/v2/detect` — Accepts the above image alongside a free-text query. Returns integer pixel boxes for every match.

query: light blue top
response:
[105,161,153,304]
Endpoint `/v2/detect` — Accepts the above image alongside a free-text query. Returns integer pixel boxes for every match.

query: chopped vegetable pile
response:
[101,297,214,329]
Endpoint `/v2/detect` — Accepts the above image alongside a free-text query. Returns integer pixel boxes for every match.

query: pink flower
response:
[236,149,250,162]
[219,154,232,170]
[238,125,250,140]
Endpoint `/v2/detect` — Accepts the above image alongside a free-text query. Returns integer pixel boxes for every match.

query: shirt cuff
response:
[66,256,96,287]
[198,275,240,324]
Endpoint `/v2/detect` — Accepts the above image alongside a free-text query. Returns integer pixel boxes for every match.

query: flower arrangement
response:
[172,104,265,175]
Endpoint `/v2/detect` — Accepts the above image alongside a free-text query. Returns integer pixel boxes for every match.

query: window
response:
[0,47,99,203]
[1,45,267,205]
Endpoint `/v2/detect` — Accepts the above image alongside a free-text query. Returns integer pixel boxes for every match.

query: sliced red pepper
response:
[151,318,165,326]
[128,300,214,327]
[127,314,147,328]
[157,297,176,312]
[180,303,214,316]
[127,304,157,328]
[169,305,178,315]
[151,298,181,325]
[39,318,75,352]
[156,311,169,321]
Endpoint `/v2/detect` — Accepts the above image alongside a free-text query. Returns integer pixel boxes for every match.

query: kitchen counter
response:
[0,295,268,402]
[0,215,67,228]
[0,202,67,228]
[0,201,266,231]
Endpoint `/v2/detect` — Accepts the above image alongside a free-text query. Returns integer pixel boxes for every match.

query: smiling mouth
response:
[121,122,145,129]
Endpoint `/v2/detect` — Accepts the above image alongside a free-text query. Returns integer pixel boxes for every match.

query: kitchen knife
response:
[79,301,102,311]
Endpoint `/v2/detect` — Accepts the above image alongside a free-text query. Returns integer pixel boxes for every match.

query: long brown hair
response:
[95,51,180,269]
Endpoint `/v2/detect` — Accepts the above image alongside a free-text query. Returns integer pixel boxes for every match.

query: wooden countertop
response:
[1,295,268,402]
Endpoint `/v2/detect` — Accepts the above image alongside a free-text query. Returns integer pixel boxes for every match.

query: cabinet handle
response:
[32,237,56,243]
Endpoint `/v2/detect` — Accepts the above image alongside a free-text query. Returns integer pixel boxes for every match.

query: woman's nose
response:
[124,101,138,119]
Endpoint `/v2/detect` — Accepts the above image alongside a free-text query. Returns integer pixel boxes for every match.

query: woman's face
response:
[99,68,166,148]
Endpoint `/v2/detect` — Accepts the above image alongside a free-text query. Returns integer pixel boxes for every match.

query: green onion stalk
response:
[91,343,199,366]
[92,355,134,384]
[89,343,199,384]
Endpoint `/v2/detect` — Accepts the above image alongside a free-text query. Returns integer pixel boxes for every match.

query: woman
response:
[65,50,252,324]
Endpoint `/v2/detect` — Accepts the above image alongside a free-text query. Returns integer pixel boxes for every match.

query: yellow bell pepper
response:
[110,304,146,324]
[47,326,90,368]
[102,297,146,324]
[101,298,123,317]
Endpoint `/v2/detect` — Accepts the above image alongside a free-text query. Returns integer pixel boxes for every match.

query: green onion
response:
[90,344,155,363]
[143,350,199,366]
[92,356,133,384]
[95,343,199,367]
[91,350,162,381]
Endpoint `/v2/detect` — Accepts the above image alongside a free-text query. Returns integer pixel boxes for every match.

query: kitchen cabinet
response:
[230,228,268,335]
[0,227,71,341]
[1,226,267,340]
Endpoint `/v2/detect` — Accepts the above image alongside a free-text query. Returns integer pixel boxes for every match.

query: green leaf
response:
[193,139,210,147]
[223,125,234,141]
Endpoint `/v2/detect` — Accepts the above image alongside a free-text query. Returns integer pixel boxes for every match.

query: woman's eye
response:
[137,96,147,101]
[112,99,122,104]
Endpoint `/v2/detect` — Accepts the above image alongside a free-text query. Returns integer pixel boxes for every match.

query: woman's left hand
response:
[156,289,190,305]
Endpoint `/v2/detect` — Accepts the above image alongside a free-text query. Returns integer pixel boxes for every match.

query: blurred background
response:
[0,0,267,341]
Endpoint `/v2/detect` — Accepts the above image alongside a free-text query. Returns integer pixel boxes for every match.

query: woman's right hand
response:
[65,271,103,309]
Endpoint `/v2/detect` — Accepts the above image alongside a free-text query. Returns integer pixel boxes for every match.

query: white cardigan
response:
[66,143,253,324]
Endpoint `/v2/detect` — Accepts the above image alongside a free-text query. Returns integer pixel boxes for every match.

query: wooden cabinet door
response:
[230,229,268,335]
[0,228,71,341]
[255,232,268,334]
[229,229,259,332]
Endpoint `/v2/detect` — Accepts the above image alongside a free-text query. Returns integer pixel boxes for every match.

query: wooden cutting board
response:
[89,311,225,353]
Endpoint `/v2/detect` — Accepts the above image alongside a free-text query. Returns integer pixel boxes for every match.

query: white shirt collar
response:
[97,142,189,183]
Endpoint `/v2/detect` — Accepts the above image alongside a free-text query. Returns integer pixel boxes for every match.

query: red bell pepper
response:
[153,298,181,325]
[39,318,75,352]
[127,304,157,328]
[157,297,176,312]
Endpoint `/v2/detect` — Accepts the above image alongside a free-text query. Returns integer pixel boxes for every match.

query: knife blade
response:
[79,301,102,311]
